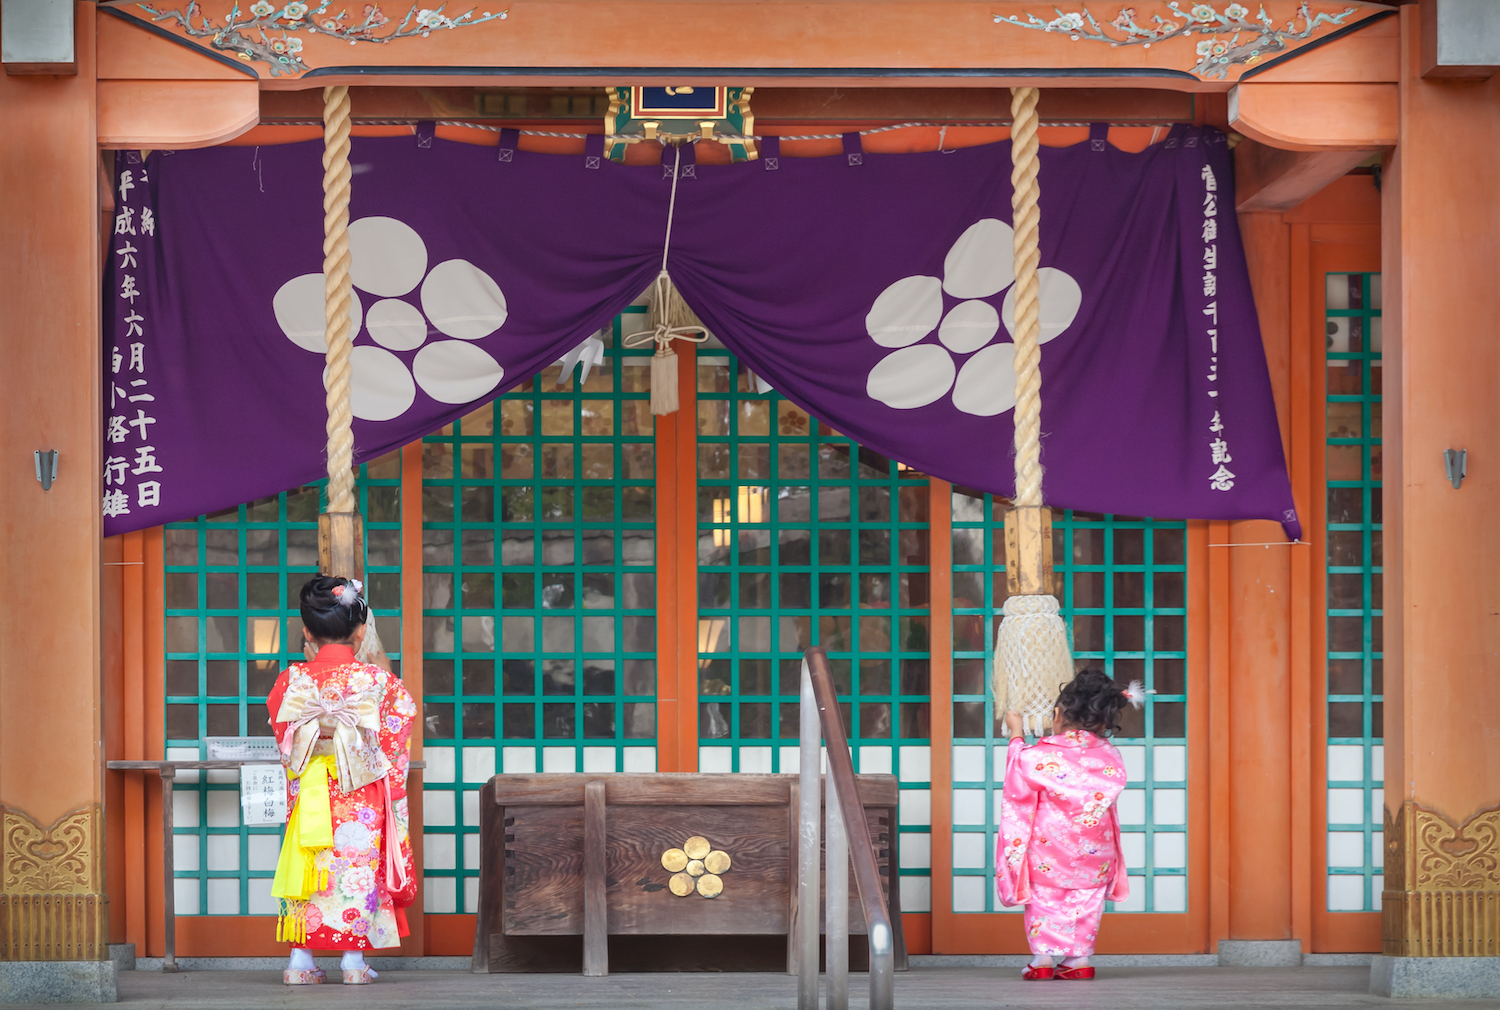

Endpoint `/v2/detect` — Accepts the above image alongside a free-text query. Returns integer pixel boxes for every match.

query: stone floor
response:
[10,966,1500,1009]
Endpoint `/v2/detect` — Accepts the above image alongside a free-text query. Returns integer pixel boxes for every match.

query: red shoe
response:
[1021,964,1055,981]
[1055,964,1095,980]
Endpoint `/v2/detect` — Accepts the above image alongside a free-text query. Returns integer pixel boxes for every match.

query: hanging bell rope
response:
[622,144,707,415]
[321,84,356,519]
[312,84,387,667]
[993,86,1074,737]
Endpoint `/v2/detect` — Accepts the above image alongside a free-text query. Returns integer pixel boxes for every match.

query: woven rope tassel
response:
[322,85,356,514]
[996,86,1074,734]
[994,597,1074,737]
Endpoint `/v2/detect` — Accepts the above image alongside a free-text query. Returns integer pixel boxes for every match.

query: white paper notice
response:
[241,763,288,826]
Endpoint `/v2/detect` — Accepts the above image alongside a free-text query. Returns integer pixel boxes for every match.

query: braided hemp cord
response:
[993,87,1074,737]
[1009,86,1043,508]
[322,85,357,514]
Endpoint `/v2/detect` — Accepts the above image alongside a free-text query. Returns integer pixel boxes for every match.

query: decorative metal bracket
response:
[33,450,57,491]
[1445,448,1467,489]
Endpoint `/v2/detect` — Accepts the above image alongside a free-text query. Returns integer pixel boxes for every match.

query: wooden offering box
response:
[472,773,904,974]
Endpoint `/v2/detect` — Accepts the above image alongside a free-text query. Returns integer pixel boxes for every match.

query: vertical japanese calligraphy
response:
[104,155,165,521]
[1200,160,1235,493]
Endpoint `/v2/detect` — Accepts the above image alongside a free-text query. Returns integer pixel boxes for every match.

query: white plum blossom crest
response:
[993,2,1359,80]
[864,218,1082,418]
[134,0,508,76]
[274,215,509,422]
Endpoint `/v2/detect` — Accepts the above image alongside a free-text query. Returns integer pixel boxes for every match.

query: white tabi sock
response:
[340,950,367,971]
[287,947,314,971]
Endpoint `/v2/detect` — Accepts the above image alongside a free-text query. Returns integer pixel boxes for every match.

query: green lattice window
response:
[693,350,935,913]
[162,455,403,916]
[950,494,1188,913]
[420,310,657,914]
[1324,271,1384,913]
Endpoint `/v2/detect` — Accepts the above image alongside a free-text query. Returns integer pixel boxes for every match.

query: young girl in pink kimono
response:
[997,669,1144,981]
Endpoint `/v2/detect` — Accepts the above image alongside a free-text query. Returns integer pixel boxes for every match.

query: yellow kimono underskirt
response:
[269,754,334,944]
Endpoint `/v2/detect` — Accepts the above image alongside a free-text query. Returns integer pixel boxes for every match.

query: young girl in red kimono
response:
[268,576,418,985]
[997,669,1144,981]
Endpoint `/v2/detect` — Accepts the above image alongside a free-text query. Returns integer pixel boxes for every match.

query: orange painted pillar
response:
[1216,212,1300,957]
[0,0,113,988]
[1376,5,1500,985]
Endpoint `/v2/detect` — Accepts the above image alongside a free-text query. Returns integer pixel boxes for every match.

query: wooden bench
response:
[471,773,905,975]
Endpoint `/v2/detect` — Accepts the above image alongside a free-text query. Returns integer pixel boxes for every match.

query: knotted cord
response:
[622,145,708,413]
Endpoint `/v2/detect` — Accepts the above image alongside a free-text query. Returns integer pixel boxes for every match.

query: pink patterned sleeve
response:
[995,737,1038,907]
[1106,803,1130,902]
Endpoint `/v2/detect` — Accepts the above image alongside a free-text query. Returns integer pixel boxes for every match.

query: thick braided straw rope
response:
[1008,86,1043,511]
[994,87,1075,736]
[322,85,357,514]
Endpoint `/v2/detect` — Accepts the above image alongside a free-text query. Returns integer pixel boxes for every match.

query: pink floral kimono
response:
[996,729,1130,959]
[267,644,418,950]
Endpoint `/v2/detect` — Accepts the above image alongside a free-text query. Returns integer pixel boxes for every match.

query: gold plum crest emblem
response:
[660,835,731,898]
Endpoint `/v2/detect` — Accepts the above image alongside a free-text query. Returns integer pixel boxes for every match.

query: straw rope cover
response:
[993,87,1075,737]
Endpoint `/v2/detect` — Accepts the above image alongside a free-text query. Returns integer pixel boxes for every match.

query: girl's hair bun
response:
[300,575,368,643]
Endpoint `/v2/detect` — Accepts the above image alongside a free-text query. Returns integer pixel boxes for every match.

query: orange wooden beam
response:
[1235,141,1375,213]
[93,2,1392,91]
[98,80,259,148]
[1229,83,1397,151]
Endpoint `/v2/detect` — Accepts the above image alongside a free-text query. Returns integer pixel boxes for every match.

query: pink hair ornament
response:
[335,579,363,607]
[1122,680,1146,710]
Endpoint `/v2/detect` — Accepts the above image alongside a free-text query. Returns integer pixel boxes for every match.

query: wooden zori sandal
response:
[342,966,379,985]
[1021,964,1055,981]
[283,968,326,985]
[1055,964,1096,980]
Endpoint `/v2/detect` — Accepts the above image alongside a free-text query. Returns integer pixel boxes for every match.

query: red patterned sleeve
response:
[265,668,293,758]
[378,668,419,908]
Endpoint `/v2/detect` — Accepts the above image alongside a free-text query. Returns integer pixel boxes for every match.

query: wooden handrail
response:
[801,646,897,1009]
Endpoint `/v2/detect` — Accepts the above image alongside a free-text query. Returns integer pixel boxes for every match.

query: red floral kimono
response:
[267,644,418,950]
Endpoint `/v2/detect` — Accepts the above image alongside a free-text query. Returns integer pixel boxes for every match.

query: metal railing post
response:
[798,660,822,1010]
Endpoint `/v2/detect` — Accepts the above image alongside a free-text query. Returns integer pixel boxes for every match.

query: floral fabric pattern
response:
[996,729,1129,958]
[268,645,417,950]
[1023,881,1108,958]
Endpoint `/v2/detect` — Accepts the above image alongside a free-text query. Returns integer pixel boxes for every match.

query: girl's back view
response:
[996,669,1143,980]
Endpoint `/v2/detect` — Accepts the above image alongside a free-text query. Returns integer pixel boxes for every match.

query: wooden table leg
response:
[159,767,180,973]
[786,781,800,976]
[582,780,607,977]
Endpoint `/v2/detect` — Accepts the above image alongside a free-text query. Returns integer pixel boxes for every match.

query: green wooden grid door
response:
[419,310,658,914]
[162,455,403,916]
[950,492,1189,914]
[693,350,935,914]
[1324,271,1384,913]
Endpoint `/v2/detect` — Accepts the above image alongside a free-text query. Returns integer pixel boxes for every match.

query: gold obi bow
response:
[275,673,392,793]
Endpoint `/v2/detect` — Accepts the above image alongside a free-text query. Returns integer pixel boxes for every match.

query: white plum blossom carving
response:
[994,2,1359,80]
